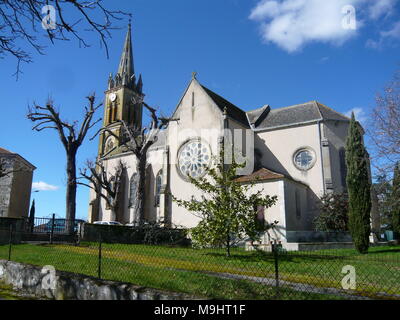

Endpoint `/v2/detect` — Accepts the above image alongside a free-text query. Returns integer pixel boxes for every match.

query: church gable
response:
[171,78,226,131]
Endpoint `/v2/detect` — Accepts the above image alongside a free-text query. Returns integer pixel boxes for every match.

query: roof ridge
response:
[201,85,249,127]
[201,85,245,112]
[246,104,269,114]
[313,100,324,119]
[316,101,351,121]
[270,101,317,112]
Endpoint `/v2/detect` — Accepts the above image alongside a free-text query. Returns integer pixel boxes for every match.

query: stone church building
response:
[88,25,359,246]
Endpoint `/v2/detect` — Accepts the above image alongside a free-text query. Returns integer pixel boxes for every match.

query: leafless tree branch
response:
[0,0,130,78]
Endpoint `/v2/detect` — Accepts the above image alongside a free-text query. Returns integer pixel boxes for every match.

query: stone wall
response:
[285,231,352,243]
[0,164,13,218]
[0,260,198,300]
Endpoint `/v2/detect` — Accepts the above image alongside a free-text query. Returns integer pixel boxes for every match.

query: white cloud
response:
[381,21,400,39]
[318,56,330,63]
[366,21,400,49]
[345,107,368,124]
[32,181,59,191]
[368,0,396,20]
[249,0,398,53]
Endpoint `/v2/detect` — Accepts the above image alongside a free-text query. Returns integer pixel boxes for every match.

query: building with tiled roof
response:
[88,25,371,249]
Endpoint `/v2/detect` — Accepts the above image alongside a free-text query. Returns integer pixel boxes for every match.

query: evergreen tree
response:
[372,174,392,230]
[391,162,400,234]
[172,149,277,257]
[345,113,372,254]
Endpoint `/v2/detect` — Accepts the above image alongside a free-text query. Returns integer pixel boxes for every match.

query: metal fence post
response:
[98,232,102,279]
[273,240,280,299]
[49,213,55,244]
[8,224,13,261]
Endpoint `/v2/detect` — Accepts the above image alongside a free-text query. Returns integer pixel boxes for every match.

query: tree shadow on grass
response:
[203,251,276,263]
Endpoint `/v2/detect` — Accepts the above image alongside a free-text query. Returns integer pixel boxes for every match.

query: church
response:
[88,25,358,248]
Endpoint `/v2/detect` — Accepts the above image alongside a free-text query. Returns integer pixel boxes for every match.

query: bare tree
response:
[369,69,400,174]
[93,99,178,225]
[27,94,102,233]
[78,159,126,221]
[0,158,11,178]
[0,0,129,77]
[0,158,22,179]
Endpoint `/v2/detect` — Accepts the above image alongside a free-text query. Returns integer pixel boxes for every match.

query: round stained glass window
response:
[293,148,315,171]
[177,139,211,179]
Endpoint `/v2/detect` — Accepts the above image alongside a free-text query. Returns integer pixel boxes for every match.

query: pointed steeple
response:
[118,22,134,80]
[137,74,143,93]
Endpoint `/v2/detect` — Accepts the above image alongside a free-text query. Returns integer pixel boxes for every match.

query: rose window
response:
[178,140,211,179]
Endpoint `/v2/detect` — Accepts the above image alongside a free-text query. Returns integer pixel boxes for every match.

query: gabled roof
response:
[0,147,36,170]
[250,100,350,130]
[170,76,350,132]
[201,85,250,127]
[246,105,270,127]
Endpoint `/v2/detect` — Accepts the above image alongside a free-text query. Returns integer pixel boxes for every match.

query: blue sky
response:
[0,0,399,220]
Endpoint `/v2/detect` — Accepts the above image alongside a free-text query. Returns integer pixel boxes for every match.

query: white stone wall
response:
[255,124,324,207]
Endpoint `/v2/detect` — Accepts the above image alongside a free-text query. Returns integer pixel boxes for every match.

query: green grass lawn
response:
[1,242,399,300]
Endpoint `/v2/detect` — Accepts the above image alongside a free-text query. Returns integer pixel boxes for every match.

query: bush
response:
[314,193,349,232]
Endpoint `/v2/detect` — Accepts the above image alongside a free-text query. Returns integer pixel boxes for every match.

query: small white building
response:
[88,25,367,248]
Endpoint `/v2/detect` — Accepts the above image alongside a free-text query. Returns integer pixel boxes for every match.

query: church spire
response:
[117,22,134,80]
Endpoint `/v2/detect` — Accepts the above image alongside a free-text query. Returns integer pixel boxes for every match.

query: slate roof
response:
[248,101,350,130]
[200,83,349,131]
[201,86,250,127]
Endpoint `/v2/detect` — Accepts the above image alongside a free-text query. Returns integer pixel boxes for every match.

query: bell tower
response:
[98,23,144,157]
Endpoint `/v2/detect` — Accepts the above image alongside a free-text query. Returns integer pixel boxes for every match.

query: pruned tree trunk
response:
[78,160,126,224]
[28,95,102,235]
[66,150,77,233]
[133,153,147,224]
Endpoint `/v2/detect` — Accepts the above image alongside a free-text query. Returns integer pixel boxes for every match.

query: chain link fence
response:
[0,224,399,300]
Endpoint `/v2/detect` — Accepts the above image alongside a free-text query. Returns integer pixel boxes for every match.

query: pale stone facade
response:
[88,26,367,246]
[0,148,36,218]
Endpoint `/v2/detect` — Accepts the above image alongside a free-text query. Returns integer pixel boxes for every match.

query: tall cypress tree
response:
[391,162,400,234]
[345,112,372,254]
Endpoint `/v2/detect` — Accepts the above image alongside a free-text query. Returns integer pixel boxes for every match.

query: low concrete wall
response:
[0,218,24,245]
[0,260,198,300]
[286,231,352,243]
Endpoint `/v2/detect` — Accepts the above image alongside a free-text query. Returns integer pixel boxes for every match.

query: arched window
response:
[129,173,138,208]
[155,170,162,207]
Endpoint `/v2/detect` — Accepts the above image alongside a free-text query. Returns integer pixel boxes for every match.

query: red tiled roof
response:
[235,167,285,183]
